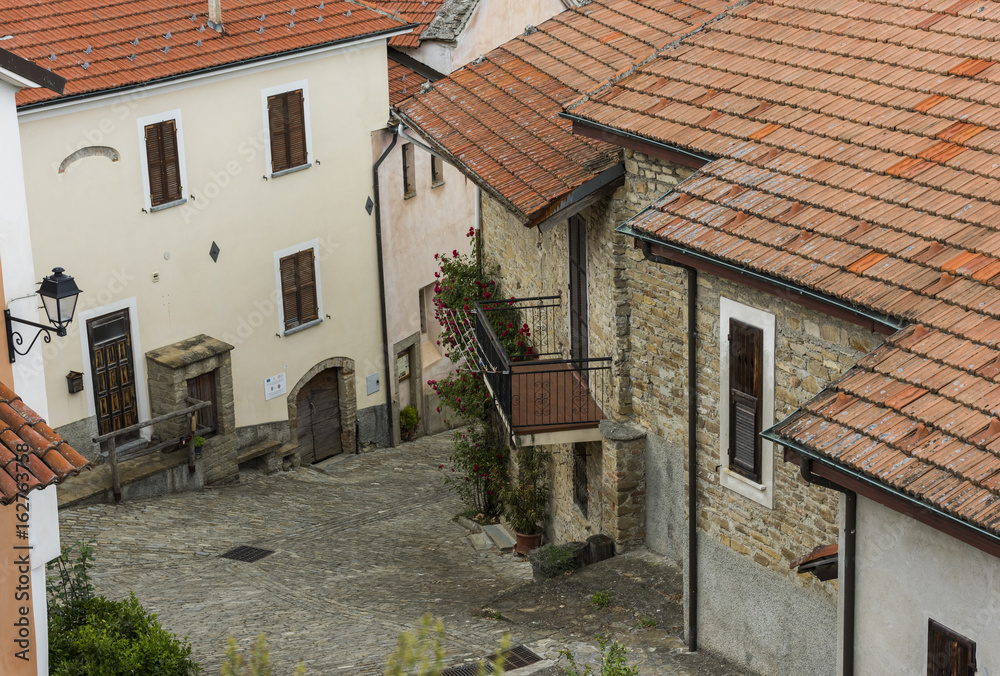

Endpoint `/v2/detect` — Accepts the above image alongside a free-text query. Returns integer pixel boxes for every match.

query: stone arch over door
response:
[287,357,357,462]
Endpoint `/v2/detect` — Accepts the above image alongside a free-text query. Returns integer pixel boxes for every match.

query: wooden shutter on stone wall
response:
[268,90,307,173]
[728,319,763,482]
[145,120,182,206]
[280,249,318,331]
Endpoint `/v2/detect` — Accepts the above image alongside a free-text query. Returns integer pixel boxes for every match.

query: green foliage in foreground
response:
[221,634,306,675]
[385,613,508,676]
[560,635,639,676]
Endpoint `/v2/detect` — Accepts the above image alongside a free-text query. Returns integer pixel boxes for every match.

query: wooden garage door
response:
[296,370,343,464]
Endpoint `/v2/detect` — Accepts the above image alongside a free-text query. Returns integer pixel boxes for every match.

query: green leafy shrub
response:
[221,634,305,675]
[528,543,580,578]
[47,542,200,676]
[503,447,548,534]
[49,593,199,675]
[400,405,420,437]
[559,635,639,676]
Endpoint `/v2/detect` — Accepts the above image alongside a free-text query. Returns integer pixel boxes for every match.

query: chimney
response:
[207,0,223,32]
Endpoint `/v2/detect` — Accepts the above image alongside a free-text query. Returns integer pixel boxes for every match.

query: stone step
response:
[468,531,494,551]
[236,439,284,464]
[483,523,516,551]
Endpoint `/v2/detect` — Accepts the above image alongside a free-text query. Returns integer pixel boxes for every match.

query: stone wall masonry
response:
[623,151,884,597]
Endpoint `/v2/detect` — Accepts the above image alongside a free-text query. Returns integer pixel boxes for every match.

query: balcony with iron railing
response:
[473,296,610,446]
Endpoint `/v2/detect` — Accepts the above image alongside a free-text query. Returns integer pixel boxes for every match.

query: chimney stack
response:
[207,0,224,32]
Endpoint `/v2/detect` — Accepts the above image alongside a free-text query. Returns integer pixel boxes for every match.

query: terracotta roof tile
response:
[396,0,736,222]
[0,383,88,503]
[387,54,421,105]
[2,0,411,107]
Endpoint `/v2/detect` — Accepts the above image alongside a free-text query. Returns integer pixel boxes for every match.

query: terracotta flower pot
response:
[514,530,543,556]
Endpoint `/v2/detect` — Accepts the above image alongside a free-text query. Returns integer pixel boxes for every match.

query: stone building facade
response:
[482,148,885,674]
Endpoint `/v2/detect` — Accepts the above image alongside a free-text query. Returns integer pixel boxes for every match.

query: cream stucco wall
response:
[404,0,566,74]
[852,496,1000,675]
[18,42,391,438]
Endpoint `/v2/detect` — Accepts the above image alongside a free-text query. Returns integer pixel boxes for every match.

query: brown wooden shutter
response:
[729,319,763,482]
[145,120,183,206]
[569,215,589,362]
[928,620,976,676]
[296,249,318,323]
[280,254,300,329]
[268,90,307,173]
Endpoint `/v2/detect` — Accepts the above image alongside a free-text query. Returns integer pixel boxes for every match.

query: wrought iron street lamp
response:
[5,267,82,362]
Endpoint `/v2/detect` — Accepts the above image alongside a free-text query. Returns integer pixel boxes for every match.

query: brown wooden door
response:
[87,309,139,439]
[186,371,218,435]
[296,370,342,464]
[569,216,589,362]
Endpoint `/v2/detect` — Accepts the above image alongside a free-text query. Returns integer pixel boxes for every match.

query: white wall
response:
[0,80,48,416]
[853,496,1000,675]
[18,42,391,434]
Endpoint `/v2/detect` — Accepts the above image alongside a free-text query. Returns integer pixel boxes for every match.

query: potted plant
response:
[503,447,549,555]
[192,435,206,455]
[400,405,420,441]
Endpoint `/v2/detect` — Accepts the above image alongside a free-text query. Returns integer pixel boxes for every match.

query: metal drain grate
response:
[220,546,274,563]
[440,645,541,675]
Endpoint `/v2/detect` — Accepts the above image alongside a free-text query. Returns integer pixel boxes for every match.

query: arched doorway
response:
[288,358,357,464]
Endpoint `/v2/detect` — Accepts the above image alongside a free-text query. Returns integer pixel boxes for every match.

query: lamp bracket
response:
[5,309,60,363]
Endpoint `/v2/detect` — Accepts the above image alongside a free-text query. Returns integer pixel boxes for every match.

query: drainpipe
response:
[641,242,698,652]
[800,457,855,675]
[373,126,399,448]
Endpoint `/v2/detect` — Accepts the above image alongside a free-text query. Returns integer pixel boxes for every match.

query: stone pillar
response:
[599,420,646,551]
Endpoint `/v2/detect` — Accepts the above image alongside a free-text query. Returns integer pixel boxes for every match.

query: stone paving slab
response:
[56,431,744,675]
[483,523,516,551]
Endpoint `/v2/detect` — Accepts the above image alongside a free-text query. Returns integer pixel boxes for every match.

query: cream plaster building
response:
[6,1,412,482]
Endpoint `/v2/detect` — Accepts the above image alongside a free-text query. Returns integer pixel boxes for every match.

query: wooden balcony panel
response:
[509,361,605,435]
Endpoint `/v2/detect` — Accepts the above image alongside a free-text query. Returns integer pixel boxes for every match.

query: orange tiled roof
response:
[364,0,446,47]
[580,0,1000,536]
[395,0,736,224]
[0,383,89,504]
[2,0,412,107]
[388,54,421,104]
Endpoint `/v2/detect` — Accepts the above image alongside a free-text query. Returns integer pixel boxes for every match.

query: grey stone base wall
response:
[358,404,390,447]
[689,534,836,676]
[233,420,292,450]
[54,416,101,464]
[644,432,686,567]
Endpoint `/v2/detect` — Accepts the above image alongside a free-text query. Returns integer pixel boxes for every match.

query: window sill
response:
[149,197,187,212]
[270,163,311,179]
[431,180,445,189]
[282,318,322,336]
[403,191,417,201]
[722,467,766,491]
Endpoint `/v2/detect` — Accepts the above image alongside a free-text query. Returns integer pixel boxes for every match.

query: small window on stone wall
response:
[186,370,218,436]
[573,442,589,517]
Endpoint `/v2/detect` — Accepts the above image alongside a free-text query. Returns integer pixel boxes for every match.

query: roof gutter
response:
[617,222,904,334]
[560,112,713,166]
[17,24,417,113]
[763,429,1000,553]
[532,163,625,232]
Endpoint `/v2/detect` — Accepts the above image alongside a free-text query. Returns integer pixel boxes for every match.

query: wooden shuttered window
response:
[280,249,319,331]
[928,620,976,676]
[728,319,763,482]
[267,89,308,174]
[144,120,183,206]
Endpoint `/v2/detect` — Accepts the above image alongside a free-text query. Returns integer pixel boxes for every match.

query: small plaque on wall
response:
[264,373,286,401]
[366,372,379,396]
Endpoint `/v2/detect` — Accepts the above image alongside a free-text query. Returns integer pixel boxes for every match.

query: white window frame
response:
[261,79,313,178]
[136,109,188,212]
[719,296,775,509]
[273,239,324,336]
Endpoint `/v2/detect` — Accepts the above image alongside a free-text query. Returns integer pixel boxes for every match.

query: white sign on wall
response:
[264,373,287,401]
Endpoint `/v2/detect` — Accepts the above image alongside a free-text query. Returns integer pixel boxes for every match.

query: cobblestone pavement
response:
[57,431,744,675]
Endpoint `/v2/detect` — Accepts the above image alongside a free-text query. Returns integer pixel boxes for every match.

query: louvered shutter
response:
[145,120,182,206]
[145,123,165,206]
[280,254,299,330]
[728,319,763,482]
[297,249,318,323]
[268,93,289,173]
[928,620,976,676]
[287,90,308,168]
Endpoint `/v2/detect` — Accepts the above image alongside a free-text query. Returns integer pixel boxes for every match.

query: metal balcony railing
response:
[474,296,610,438]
